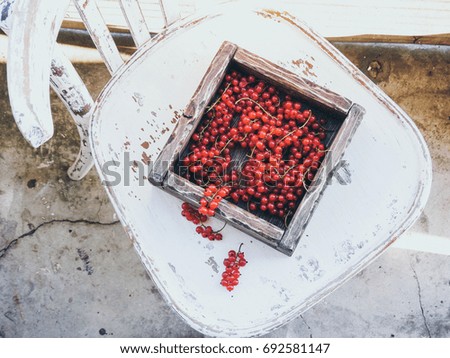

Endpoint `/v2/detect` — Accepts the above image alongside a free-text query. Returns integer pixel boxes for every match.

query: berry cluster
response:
[196,225,223,241]
[180,68,328,222]
[221,245,247,292]
[182,202,223,241]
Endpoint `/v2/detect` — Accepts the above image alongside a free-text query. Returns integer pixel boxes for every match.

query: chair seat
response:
[90,5,431,337]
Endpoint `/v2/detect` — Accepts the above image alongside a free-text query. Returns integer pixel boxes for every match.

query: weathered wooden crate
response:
[149,41,365,256]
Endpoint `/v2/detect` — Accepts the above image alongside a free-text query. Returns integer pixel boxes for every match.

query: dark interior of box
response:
[174,60,347,230]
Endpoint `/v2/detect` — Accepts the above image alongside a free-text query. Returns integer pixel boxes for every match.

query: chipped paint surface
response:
[291,58,317,78]
[88,5,431,337]
[0,0,14,30]
[205,257,219,273]
[6,0,71,148]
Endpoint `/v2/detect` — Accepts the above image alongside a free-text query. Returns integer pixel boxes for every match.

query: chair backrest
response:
[71,0,181,74]
[1,0,181,179]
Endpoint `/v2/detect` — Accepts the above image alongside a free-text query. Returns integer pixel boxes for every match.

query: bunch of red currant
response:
[182,202,223,241]
[221,245,247,292]
[181,202,207,225]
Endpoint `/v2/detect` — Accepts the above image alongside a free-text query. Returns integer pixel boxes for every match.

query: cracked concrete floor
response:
[0,43,449,338]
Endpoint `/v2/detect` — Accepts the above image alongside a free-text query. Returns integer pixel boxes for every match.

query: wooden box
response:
[149,41,365,256]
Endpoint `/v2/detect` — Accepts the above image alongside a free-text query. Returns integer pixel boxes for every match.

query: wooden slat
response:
[7,0,71,147]
[119,0,151,47]
[74,0,124,74]
[234,48,352,116]
[279,104,365,255]
[159,0,181,27]
[165,172,284,246]
[149,41,238,184]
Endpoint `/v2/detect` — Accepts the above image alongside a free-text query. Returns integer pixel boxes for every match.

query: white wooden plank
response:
[119,0,151,46]
[65,0,450,36]
[74,0,124,74]
[278,0,450,37]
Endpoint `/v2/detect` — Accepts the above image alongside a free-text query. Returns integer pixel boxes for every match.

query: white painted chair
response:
[1,0,434,336]
[0,0,179,180]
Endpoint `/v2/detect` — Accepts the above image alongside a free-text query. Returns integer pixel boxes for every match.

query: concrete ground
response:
[0,41,449,338]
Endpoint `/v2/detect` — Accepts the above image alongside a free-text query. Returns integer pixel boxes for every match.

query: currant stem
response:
[277,129,297,144]
[237,243,244,254]
[219,137,235,155]
[284,209,293,228]
[206,82,231,113]
[235,97,277,121]
[199,112,215,139]
[302,167,313,192]
[247,144,257,159]
[215,222,228,233]
[281,164,297,179]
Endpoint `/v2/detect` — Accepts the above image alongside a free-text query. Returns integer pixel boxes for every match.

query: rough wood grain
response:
[148,41,237,184]
[234,48,352,116]
[279,104,365,255]
[165,172,284,246]
[184,41,237,119]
